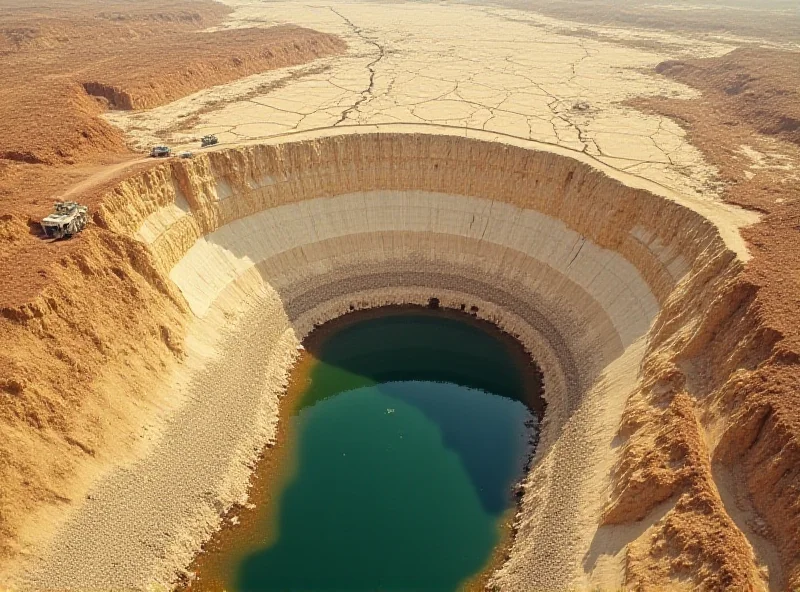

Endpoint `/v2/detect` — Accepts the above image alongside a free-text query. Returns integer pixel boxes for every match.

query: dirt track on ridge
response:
[0,0,344,580]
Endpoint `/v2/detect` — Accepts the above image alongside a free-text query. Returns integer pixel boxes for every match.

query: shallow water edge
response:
[180,306,545,592]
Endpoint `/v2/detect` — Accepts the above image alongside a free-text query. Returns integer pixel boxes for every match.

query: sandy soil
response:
[107,0,739,200]
[2,0,800,591]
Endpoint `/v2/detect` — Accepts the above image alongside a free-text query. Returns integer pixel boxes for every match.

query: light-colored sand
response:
[18,132,752,590]
[106,0,740,201]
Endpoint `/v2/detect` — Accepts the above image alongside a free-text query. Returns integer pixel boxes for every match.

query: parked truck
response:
[40,201,89,239]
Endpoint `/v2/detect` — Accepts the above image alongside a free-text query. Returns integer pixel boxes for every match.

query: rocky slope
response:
[624,46,800,592]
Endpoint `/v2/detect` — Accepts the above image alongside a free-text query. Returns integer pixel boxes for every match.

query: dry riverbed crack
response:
[104,0,739,200]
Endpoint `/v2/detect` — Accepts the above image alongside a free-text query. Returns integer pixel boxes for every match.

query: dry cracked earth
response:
[111,0,746,200]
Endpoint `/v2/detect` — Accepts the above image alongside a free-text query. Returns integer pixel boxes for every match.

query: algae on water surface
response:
[189,311,541,592]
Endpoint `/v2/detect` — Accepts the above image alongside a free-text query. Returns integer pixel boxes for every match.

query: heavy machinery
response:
[150,145,171,157]
[201,135,219,147]
[40,201,89,239]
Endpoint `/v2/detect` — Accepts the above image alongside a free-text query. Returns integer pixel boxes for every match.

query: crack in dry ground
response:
[105,0,736,200]
[324,6,386,126]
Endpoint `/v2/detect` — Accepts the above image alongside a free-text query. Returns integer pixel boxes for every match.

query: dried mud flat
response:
[109,0,734,200]
[1,1,799,591]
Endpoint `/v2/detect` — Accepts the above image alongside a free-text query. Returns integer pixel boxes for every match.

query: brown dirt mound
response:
[616,47,800,591]
[0,81,128,166]
[80,26,345,111]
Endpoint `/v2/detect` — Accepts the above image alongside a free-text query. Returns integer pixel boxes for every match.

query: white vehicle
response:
[41,201,89,239]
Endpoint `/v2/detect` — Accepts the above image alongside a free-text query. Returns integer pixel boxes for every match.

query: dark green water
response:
[236,312,539,592]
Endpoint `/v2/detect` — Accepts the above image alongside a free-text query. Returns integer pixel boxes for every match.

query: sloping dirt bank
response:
[5,131,786,591]
[0,217,189,579]
[618,46,800,592]
[0,0,344,166]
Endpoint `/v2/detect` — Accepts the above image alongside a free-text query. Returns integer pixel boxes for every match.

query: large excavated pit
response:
[21,131,774,590]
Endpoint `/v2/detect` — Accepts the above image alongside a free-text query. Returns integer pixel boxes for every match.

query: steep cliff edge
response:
[0,0,345,165]
[2,132,795,591]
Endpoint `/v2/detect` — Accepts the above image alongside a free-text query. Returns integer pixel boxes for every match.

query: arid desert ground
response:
[1,0,799,590]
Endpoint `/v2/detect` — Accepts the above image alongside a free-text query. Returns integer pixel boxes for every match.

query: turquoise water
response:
[235,312,539,591]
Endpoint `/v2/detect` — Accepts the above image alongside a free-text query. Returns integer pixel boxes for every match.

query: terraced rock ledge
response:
[9,131,792,591]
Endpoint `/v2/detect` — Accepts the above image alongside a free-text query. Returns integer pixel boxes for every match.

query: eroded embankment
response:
[0,0,346,166]
[4,133,794,591]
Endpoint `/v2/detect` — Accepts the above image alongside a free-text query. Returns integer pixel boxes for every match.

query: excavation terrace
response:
[17,129,771,591]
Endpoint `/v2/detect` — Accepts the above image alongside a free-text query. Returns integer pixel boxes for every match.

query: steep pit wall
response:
[0,244,192,591]
[19,132,783,591]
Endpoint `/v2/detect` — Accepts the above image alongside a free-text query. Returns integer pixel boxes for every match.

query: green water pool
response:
[220,311,540,591]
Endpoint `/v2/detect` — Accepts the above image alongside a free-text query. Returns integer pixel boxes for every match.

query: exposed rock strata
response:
[7,133,785,591]
[80,26,346,111]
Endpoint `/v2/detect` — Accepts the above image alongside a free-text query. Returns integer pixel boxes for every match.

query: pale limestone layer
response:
[25,133,744,590]
[100,133,751,269]
[170,193,661,345]
[136,192,190,245]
